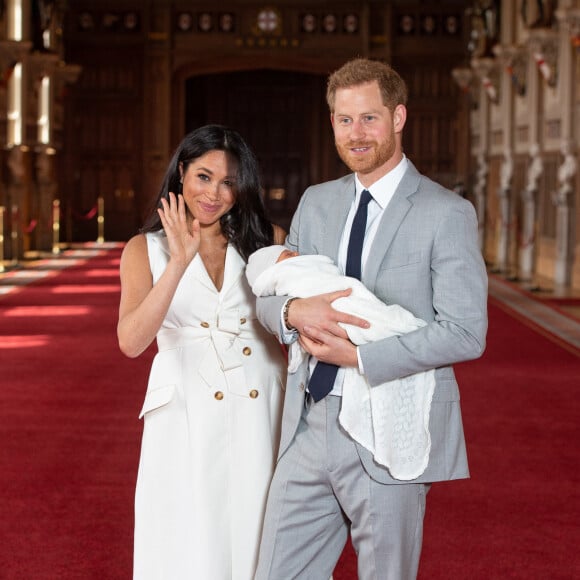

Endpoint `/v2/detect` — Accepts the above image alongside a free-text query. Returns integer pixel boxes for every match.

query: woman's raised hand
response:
[158,191,201,268]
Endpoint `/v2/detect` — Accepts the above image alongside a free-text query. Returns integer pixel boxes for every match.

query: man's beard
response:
[336,135,396,175]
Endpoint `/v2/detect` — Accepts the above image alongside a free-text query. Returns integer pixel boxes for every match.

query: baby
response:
[246,245,427,353]
[246,245,436,480]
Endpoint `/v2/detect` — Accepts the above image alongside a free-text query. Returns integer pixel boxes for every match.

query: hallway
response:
[0,244,579,579]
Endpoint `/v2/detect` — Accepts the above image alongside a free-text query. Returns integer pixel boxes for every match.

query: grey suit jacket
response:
[257,161,488,484]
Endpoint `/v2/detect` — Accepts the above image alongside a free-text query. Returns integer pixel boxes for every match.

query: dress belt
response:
[156,312,261,388]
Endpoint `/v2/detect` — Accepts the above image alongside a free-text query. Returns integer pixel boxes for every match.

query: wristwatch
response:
[282,297,298,332]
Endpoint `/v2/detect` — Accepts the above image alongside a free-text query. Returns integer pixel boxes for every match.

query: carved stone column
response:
[474,152,489,250]
[520,143,543,281]
[6,145,27,259]
[20,52,61,252]
[496,149,513,272]
[26,52,59,143]
[0,41,33,149]
[34,148,57,251]
[557,7,580,49]
[470,57,498,252]
[494,43,524,276]
[0,41,33,257]
[553,6,580,288]
[553,139,577,287]
[527,30,559,89]
[1,41,33,258]
[451,66,474,185]
[471,57,500,104]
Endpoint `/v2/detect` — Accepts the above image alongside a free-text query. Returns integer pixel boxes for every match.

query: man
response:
[254,58,488,580]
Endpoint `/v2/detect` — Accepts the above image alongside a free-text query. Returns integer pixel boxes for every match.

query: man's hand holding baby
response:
[286,289,369,368]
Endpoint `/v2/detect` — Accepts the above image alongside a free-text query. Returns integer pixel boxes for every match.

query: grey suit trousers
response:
[255,395,429,580]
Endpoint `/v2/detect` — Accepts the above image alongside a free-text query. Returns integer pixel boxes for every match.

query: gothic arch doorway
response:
[184,69,339,230]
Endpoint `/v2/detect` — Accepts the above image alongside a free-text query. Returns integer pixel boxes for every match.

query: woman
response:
[118,125,286,580]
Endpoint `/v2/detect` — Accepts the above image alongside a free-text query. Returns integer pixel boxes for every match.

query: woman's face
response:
[180,150,238,228]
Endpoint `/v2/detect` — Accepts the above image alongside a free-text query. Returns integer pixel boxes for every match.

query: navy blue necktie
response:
[308,189,373,402]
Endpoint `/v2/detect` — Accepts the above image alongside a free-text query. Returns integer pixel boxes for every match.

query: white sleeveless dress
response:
[133,232,286,580]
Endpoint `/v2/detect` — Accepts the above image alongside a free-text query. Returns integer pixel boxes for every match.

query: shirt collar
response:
[354,155,408,209]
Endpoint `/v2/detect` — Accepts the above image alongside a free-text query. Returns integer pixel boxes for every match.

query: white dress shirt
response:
[282,155,409,396]
[327,155,409,396]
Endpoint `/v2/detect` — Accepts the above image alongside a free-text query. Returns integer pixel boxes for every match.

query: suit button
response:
[240,317,247,324]
[214,391,224,400]
[249,389,259,398]
[242,347,252,356]
[201,322,210,328]
[299,383,305,392]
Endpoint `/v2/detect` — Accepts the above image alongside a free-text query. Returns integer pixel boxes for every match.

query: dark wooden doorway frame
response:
[183,70,331,231]
[171,56,337,144]
[171,57,344,229]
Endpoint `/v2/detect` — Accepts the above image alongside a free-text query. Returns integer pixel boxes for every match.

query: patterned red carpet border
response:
[488,275,580,356]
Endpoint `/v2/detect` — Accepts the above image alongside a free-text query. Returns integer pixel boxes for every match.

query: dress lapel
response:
[157,232,214,291]
[158,231,239,294]
[219,245,244,296]
[188,254,217,292]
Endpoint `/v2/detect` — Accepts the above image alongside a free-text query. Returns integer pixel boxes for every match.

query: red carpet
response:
[335,298,580,580]
[0,246,152,579]
[1,246,579,579]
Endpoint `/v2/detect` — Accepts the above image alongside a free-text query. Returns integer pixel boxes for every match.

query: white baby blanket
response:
[247,250,436,480]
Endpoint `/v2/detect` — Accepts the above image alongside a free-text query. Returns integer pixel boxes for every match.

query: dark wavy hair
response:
[141,124,274,261]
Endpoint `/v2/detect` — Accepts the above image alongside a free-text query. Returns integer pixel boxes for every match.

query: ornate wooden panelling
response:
[61,1,470,241]
[63,52,143,241]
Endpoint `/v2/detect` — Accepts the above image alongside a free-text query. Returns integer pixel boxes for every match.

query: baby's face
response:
[276,249,299,263]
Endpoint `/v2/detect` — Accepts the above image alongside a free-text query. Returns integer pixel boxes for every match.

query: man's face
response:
[331,81,406,186]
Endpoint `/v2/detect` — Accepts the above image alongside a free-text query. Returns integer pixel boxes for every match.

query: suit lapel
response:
[322,176,355,263]
[364,162,421,287]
